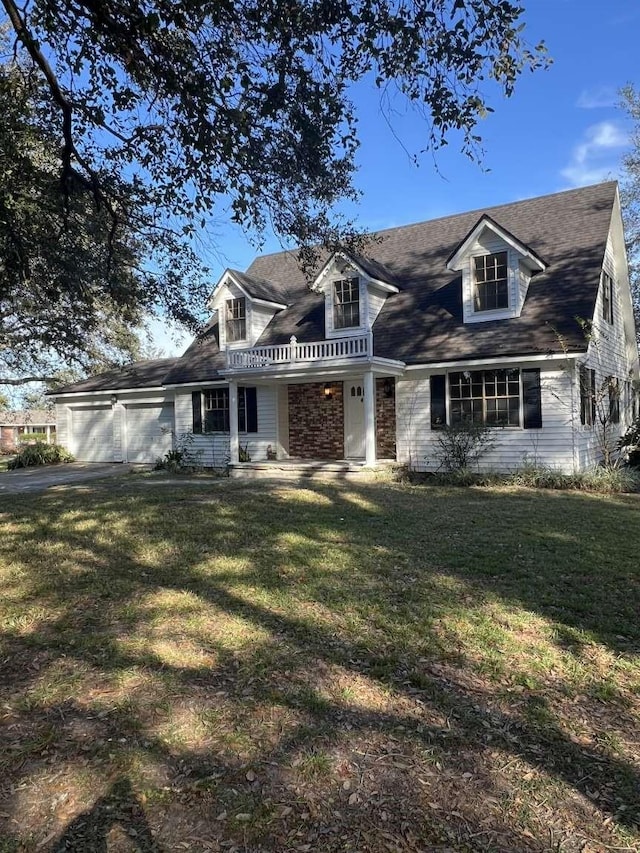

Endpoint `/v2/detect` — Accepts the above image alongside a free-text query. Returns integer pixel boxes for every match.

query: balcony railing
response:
[226,334,371,370]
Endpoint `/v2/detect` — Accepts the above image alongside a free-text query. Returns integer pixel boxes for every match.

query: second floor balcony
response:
[225,333,372,372]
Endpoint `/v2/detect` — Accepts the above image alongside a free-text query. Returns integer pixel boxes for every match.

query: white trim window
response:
[473,252,509,312]
[449,368,521,426]
[226,297,247,342]
[334,277,360,329]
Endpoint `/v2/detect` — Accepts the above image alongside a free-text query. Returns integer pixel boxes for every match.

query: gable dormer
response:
[311,250,399,338]
[207,269,287,349]
[447,215,547,323]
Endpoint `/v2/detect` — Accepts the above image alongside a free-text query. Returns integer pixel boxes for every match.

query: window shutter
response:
[590,369,596,425]
[430,375,446,429]
[192,391,202,434]
[522,368,542,429]
[245,387,258,433]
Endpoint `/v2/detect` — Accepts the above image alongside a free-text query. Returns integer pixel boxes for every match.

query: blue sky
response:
[152,0,639,354]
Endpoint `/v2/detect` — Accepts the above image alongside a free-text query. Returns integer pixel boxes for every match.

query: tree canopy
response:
[0,0,548,382]
[620,85,640,338]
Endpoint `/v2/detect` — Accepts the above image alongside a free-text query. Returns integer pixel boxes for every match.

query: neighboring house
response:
[0,410,57,452]
[51,181,639,472]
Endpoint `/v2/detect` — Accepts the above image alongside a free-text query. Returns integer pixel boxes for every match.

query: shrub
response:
[8,442,74,469]
[154,432,203,472]
[415,464,640,494]
[432,421,495,471]
[619,415,640,467]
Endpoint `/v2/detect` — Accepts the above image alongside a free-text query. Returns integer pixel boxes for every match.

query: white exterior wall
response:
[174,384,279,467]
[574,205,640,467]
[56,390,173,463]
[396,361,577,473]
[212,279,279,351]
[277,385,290,457]
[368,287,388,327]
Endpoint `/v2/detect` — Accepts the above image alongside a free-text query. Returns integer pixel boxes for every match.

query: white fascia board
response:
[221,356,405,382]
[251,296,288,310]
[447,217,546,272]
[404,352,582,371]
[52,386,168,400]
[163,379,227,389]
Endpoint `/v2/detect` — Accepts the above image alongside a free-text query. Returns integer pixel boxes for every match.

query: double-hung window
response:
[602,272,614,325]
[449,369,520,426]
[204,388,230,432]
[334,278,360,329]
[226,297,246,342]
[473,252,509,312]
[193,387,258,434]
[579,365,596,426]
[608,376,620,425]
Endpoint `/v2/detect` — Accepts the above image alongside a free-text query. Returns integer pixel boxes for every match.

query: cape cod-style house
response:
[51,181,640,473]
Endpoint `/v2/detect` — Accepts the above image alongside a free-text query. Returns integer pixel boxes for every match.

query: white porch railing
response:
[226,334,371,370]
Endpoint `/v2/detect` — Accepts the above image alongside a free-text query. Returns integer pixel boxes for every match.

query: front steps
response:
[229,459,394,481]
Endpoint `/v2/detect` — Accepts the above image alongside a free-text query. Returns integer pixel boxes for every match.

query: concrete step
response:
[228,460,381,480]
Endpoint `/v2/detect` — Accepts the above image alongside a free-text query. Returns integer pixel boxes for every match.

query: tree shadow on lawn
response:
[0,478,638,850]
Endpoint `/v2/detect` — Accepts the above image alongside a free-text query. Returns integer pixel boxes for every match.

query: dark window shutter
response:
[245,387,258,433]
[579,365,586,425]
[522,368,542,429]
[590,369,596,425]
[430,375,446,429]
[192,391,202,434]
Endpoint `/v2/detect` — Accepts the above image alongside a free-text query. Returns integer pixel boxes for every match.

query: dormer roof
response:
[311,249,400,292]
[446,214,548,272]
[207,269,289,310]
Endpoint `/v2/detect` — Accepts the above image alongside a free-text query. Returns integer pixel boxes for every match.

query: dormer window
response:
[474,252,509,312]
[226,297,246,342]
[334,278,360,329]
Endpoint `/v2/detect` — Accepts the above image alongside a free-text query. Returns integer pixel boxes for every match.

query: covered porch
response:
[223,335,404,467]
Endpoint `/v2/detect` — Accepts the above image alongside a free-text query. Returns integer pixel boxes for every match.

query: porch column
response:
[45,424,51,444]
[229,379,240,464]
[364,370,377,467]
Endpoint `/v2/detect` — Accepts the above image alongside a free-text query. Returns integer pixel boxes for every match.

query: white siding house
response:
[51,182,639,474]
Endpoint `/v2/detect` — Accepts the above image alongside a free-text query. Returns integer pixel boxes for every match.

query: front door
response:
[344,379,365,458]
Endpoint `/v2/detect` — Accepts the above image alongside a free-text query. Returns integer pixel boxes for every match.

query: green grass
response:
[0,476,638,851]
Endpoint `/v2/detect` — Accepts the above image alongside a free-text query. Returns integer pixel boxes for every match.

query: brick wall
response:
[376,378,397,459]
[288,382,344,459]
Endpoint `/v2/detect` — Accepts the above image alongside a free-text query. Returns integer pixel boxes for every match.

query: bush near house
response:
[7,441,74,469]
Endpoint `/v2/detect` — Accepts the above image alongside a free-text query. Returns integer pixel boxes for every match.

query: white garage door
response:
[71,407,114,462]
[125,403,174,463]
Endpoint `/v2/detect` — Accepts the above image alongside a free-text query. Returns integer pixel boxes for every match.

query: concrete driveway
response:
[0,463,134,495]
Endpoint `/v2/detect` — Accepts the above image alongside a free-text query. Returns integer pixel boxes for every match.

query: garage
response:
[125,403,174,463]
[71,406,114,462]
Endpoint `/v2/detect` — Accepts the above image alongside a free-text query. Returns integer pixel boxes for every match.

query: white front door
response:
[344,379,365,458]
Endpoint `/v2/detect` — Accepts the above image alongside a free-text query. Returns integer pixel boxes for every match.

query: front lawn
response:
[0,478,638,851]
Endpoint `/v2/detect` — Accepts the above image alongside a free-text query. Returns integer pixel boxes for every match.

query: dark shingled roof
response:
[51,358,179,394]
[252,181,617,363]
[54,182,618,391]
[228,269,290,305]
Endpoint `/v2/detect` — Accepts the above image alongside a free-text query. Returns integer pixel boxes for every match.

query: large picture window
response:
[226,297,246,342]
[334,278,360,329]
[449,369,521,426]
[473,252,509,312]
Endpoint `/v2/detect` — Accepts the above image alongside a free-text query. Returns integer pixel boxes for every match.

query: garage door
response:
[71,407,114,462]
[125,403,174,463]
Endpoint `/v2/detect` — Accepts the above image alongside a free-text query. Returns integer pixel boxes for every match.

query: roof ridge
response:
[246,181,618,268]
